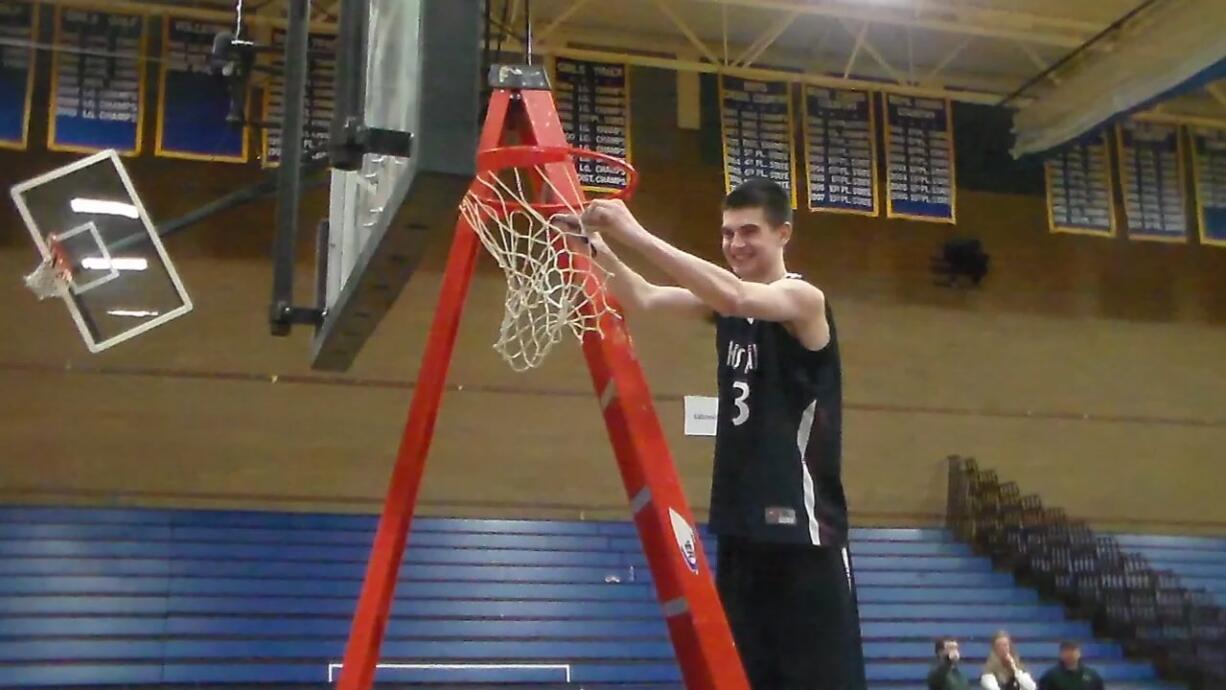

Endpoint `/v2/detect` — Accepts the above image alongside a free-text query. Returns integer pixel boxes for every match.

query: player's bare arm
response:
[580,200,830,350]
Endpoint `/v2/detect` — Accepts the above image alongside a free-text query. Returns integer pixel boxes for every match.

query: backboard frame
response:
[309,0,482,371]
[9,149,194,353]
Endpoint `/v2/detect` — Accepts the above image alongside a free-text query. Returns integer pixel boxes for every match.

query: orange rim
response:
[469,145,638,217]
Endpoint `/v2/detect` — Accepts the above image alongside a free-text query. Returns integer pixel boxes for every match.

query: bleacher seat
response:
[1116,534,1226,605]
[0,506,1181,688]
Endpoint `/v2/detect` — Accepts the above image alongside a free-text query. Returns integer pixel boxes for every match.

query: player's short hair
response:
[1059,640,1080,651]
[935,637,955,654]
[723,177,793,228]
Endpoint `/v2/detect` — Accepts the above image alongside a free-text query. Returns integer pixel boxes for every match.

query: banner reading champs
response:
[719,75,797,207]
[553,57,631,193]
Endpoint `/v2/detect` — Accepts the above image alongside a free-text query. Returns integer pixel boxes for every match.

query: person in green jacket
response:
[929,637,972,690]
[1038,641,1105,690]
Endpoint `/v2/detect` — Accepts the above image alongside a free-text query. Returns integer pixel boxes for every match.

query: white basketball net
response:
[458,165,619,372]
[23,243,71,301]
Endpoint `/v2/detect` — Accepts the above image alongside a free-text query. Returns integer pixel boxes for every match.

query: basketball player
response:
[566,178,866,690]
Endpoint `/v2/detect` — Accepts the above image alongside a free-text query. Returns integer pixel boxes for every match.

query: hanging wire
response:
[524,0,533,65]
[232,0,255,46]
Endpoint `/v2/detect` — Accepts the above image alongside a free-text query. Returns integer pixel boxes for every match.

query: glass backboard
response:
[10,149,192,352]
[312,0,481,371]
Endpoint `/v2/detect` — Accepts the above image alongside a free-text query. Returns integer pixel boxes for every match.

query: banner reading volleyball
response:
[802,86,876,215]
[156,17,247,162]
[553,57,631,193]
[719,75,797,207]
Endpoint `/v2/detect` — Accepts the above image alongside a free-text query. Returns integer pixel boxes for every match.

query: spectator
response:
[1039,641,1105,690]
[929,637,971,690]
[981,630,1037,690]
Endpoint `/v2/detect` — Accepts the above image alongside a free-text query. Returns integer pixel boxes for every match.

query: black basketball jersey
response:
[709,276,848,547]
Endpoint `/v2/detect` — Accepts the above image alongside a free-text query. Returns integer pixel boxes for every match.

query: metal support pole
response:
[329,0,370,171]
[269,0,312,335]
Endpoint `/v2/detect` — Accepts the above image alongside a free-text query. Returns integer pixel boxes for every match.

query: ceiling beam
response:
[686,0,1094,48]
[732,8,800,67]
[537,0,593,43]
[17,0,337,31]
[842,21,867,79]
[921,36,972,87]
[650,0,723,65]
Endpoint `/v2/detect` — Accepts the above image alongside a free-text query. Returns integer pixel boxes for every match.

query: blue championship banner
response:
[553,57,631,193]
[1117,120,1187,242]
[262,29,336,167]
[0,1,36,149]
[1046,131,1116,237]
[884,95,955,223]
[48,7,146,155]
[1190,126,1226,247]
[719,75,797,207]
[156,17,247,162]
[802,86,876,216]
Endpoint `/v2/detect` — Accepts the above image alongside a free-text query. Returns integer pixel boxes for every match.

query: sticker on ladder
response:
[669,508,699,574]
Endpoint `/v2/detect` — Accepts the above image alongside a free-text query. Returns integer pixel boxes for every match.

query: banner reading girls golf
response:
[48,7,146,154]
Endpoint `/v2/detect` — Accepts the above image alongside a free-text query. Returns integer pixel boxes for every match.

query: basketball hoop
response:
[23,236,73,301]
[458,145,638,372]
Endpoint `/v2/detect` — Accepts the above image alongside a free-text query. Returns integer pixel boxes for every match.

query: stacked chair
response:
[946,456,1226,690]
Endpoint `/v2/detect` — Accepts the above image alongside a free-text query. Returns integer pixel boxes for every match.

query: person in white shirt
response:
[981,630,1037,690]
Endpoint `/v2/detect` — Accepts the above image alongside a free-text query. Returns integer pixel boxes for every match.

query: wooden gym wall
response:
[2,67,1225,534]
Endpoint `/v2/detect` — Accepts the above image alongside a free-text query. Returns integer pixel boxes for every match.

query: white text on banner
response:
[1046,132,1116,237]
[1191,126,1226,247]
[719,75,797,208]
[48,7,146,155]
[262,29,336,168]
[0,2,36,150]
[802,86,877,216]
[884,94,955,223]
[553,57,631,193]
[1117,120,1187,242]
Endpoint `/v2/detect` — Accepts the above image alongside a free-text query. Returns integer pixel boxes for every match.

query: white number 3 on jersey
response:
[731,381,751,426]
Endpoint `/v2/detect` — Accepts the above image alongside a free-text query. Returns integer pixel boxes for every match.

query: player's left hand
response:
[580,199,645,243]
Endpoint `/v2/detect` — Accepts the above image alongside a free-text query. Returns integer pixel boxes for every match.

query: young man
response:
[1038,641,1105,690]
[930,637,972,690]
[569,178,865,690]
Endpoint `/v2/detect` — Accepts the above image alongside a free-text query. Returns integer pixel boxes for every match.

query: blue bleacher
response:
[1116,533,1226,604]
[0,506,1180,689]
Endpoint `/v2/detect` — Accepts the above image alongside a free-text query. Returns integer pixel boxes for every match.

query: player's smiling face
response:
[721,206,790,281]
